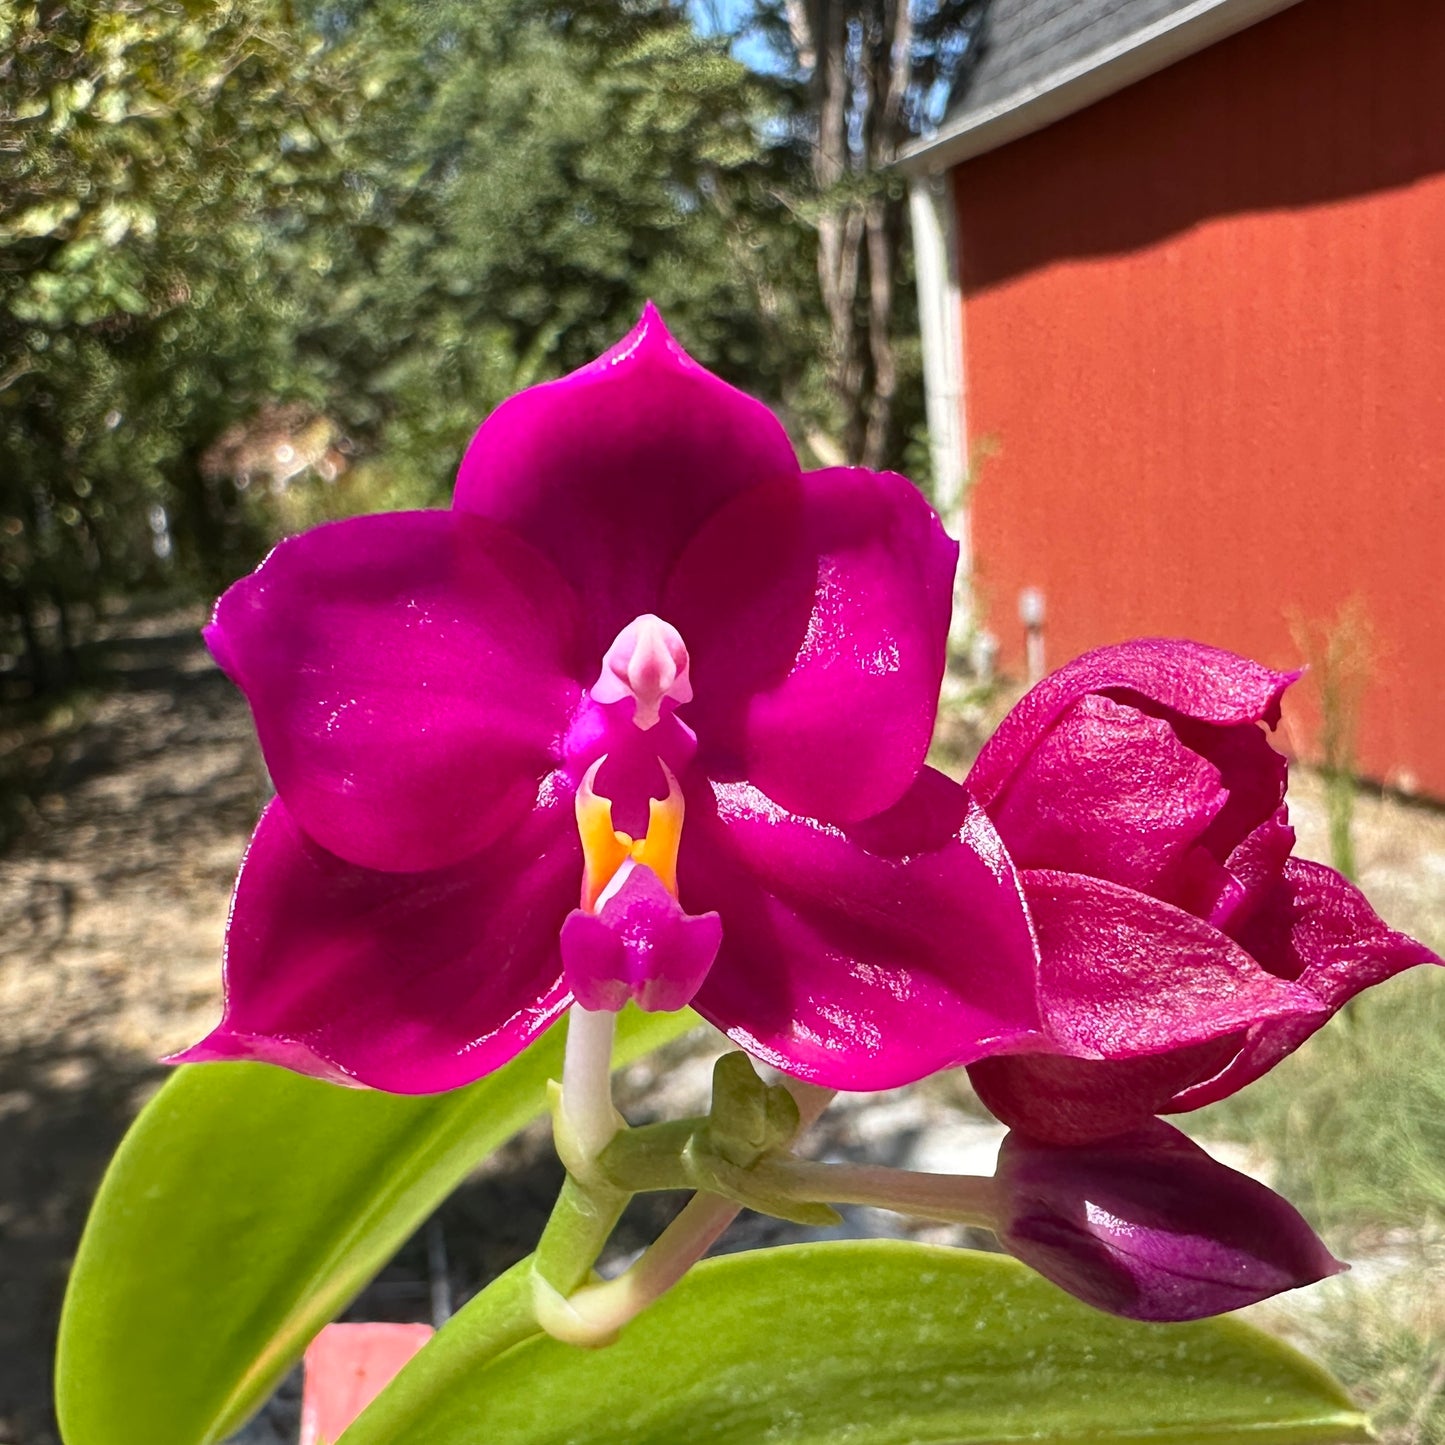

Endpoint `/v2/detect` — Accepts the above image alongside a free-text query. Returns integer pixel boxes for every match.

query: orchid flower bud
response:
[993,1120,1344,1322]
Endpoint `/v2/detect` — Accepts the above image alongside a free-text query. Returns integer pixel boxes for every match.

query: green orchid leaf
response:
[344,1241,1369,1445]
[55,1008,696,1445]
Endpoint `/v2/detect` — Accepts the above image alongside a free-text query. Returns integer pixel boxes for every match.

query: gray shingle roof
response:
[900,0,1305,172]
[965,0,1202,113]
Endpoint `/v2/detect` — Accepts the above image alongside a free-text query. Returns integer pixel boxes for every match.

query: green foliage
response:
[1270,1273,1445,1445]
[341,1242,1368,1445]
[0,0,362,620]
[305,0,822,490]
[54,1009,697,1445]
[2,0,828,687]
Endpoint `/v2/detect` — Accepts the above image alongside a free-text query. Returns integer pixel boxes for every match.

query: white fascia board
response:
[908,172,975,648]
[898,0,1304,175]
[910,174,967,518]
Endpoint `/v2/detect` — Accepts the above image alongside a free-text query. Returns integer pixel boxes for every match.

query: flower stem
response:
[558,1003,620,1175]
[532,1191,740,1345]
[534,1172,630,1297]
[531,1006,635,1338]
[538,1075,839,1346]
[759,1158,1002,1228]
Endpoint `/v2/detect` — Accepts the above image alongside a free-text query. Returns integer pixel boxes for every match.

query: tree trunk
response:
[50,582,76,685]
[14,586,47,697]
[787,0,921,468]
[861,194,897,469]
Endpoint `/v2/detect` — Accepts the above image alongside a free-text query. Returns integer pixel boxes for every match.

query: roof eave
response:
[898,0,1304,175]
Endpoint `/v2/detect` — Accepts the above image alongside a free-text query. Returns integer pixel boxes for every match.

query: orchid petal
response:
[665,467,956,825]
[1192,806,1298,934]
[1168,713,1289,864]
[1021,869,1324,1056]
[1170,858,1444,1111]
[170,786,580,1093]
[967,869,1327,1143]
[989,693,1228,901]
[684,770,1046,1091]
[996,1121,1344,1322]
[968,640,1296,811]
[207,510,584,874]
[453,305,799,653]
[970,1044,1241,1146]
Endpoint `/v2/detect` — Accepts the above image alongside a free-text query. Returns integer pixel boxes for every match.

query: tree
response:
[1,0,362,683]
[0,0,831,693]
[296,0,823,499]
[740,1,987,469]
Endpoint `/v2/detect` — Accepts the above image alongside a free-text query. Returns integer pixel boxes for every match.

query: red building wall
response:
[956,0,1445,796]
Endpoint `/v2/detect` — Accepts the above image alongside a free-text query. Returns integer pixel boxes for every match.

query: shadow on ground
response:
[0,1039,167,1445]
[1,610,267,1445]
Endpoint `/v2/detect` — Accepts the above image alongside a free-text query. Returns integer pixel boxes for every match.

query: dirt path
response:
[0,609,268,1445]
[2,613,1442,1444]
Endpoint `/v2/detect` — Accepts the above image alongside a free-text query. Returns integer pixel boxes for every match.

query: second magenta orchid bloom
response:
[965,640,1442,1143]
[177,309,1049,1094]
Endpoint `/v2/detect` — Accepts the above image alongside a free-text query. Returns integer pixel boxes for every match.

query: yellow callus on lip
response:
[576,757,683,911]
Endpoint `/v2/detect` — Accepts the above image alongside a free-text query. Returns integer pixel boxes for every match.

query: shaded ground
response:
[0,609,269,1445]
[2,610,1443,1444]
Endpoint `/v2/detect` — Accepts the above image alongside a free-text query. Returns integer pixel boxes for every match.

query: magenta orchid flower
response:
[993,1120,1343,1321]
[963,640,1443,1144]
[175,308,1048,1094]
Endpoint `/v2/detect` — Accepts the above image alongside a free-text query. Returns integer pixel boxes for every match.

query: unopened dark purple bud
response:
[994,1119,1344,1322]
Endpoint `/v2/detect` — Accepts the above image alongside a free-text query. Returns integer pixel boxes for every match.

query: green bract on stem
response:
[532,1039,1004,1348]
[596,1092,1001,1231]
[534,1066,841,1347]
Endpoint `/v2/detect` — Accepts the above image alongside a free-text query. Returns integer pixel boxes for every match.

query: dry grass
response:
[1197,970,1445,1444]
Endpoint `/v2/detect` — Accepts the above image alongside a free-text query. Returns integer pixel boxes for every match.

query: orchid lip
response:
[564,753,720,1014]
[575,755,684,911]
[590,614,693,731]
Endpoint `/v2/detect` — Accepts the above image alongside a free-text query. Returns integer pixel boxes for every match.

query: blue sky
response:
[686,0,791,75]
